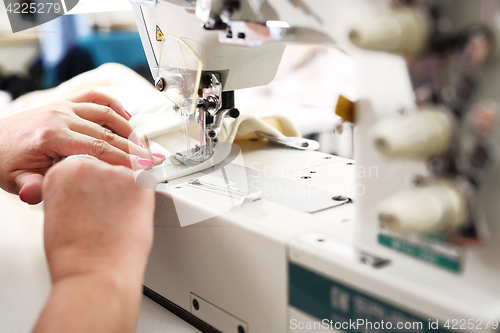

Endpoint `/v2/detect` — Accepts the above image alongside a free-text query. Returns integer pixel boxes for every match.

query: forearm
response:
[32,271,143,333]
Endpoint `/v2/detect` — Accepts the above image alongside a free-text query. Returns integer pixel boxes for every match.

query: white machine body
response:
[130,1,500,332]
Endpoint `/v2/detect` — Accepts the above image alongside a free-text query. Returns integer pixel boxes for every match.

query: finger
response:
[54,132,155,170]
[134,170,157,189]
[66,89,131,120]
[70,102,133,140]
[69,123,165,164]
[71,122,132,155]
[17,173,45,205]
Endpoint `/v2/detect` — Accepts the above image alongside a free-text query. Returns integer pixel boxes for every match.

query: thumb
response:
[18,173,44,205]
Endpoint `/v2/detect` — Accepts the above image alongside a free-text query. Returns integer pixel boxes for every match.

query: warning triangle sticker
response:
[156,26,164,41]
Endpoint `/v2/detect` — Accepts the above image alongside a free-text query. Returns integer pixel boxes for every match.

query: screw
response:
[192,299,199,310]
[310,171,316,173]
[347,162,354,165]
[238,325,245,333]
[301,176,311,179]
[238,32,246,39]
[155,77,165,92]
[206,95,218,110]
[208,130,217,138]
[197,99,209,111]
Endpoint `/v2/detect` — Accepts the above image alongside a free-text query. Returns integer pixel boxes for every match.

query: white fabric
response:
[3,63,154,115]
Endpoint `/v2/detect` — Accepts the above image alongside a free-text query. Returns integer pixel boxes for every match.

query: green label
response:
[289,262,450,332]
[378,234,461,273]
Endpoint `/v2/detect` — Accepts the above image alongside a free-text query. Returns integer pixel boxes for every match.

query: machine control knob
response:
[229,108,240,118]
[371,107,453,159]
[378,180,468,233]
[349,7,428,55]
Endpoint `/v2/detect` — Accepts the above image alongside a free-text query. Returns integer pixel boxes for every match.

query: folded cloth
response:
[3,63,302,183]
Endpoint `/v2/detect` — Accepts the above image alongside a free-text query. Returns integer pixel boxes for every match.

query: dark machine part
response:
[202,0,241,30]
[221,90,235,110]
[197,71,237,122]
[196,72,240,146]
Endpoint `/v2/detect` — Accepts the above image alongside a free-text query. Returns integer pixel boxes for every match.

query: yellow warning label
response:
[156,26,163,41]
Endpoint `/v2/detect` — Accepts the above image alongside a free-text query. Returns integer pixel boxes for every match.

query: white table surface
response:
[0,189,200,333]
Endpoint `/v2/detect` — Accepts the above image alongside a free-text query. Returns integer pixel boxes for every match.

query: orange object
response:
[335,95,356,123]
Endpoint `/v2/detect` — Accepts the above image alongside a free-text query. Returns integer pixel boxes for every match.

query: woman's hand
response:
[0,90,164,204]
[42,158,155,284]
[33,159,155,333]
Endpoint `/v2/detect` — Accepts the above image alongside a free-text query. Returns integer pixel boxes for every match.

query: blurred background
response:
[0,1,149,100]
[0,0,356,157]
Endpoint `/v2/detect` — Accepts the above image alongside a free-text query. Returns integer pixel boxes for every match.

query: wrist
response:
[34,269,143,333]
[46,246,149,287]
[52,269,143,299]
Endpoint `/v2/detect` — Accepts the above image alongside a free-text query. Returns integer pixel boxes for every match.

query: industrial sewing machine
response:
[129,0,500,332]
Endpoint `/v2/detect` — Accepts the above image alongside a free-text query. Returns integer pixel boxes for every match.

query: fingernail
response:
[138,158,154,166]
[140,142,146,149]
[152,152,165,159]
[19,188,25,202]
[125,110,132,118]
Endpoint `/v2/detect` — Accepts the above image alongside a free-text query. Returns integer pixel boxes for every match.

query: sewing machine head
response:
[130,0,374,165]
[130,0,292,165]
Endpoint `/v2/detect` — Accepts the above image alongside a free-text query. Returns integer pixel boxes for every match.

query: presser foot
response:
[169,145,215,166]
